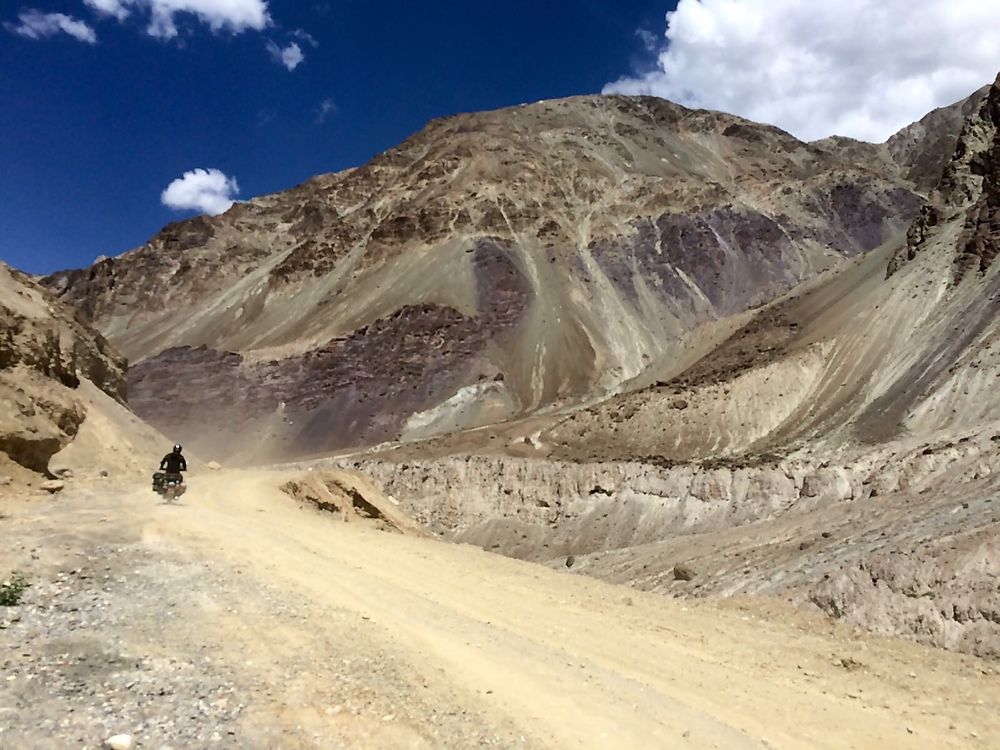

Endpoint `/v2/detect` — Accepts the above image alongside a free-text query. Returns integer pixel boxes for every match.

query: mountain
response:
[43,95,932,461]
[545,77,1000,464]
[342,75,1000,656]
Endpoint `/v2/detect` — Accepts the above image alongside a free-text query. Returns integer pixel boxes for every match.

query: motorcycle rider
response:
[160,444,187,478]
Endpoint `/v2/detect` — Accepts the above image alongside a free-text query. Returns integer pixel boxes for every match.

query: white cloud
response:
[605,0,1000,142]
[83,0,131,22]
[315,97,336,123]
[266,39,304,70]
[6,9,97,43]
[291,28,318,47]
[79,0,270,39]
[635,28,658,54]
[161,168,239,215]
[145,0,270,39]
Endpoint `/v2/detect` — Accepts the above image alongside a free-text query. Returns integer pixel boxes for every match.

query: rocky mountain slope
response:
[543,76,1000,465]
[0,263,126,476]
[0,263,168,485]
[334,75,1000,656]
[43,93,949,461]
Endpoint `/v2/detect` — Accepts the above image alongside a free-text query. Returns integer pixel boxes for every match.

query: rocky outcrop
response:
[338,434,992,559]
[888,74,1000,279]
[886,85,991,194]
[281,469,427,535]
[0,263,127,473]
[1,266,125,401]
[810,531,1000,658]
[953,77,1000,281]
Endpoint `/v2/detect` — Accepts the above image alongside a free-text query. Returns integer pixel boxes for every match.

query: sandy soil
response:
[3,470,998,749]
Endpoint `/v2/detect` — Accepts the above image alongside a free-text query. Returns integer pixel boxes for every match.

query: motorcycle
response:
[152,471,186,502]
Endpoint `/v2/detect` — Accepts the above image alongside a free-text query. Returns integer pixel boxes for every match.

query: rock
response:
[54,467,73,478]
[0,263,127,474]
[565,555,576,568]
[40,479,64,494]
[0,476,11,486]
[100,469,109,477]
[671,399,690,410]
[867,465,900,496]
[673,564,696,582]
[207,461,222,471]
[835,656,866,671]
[105,735,135,750]
[800,468,853,504]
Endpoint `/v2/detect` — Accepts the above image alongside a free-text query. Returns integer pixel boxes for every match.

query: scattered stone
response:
[835,657,866,672]
[671,399,690,410]
[207,461,222,471]
[565,555,576,569]
[100,469,110,477]
[105,734,135,750]
[673,564,696,582]
[0,476,11,486]
[54,468,74,478]
[40,479,65,494]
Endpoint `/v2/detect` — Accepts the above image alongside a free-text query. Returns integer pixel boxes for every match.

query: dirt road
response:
[2,470,998,748]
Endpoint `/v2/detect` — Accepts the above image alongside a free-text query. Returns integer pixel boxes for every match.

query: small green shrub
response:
[0,572,29,606]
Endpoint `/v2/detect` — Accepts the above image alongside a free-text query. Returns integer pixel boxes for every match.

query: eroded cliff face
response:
[339,426,999,656]
[885,84,992,194]
[342,436,993,556]
[953,79,1000,281]
[43,95,928,460]
[0,263,127,473]
[888,75,1000,280]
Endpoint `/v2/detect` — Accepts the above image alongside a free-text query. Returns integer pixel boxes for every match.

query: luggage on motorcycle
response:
[152,472,183,497]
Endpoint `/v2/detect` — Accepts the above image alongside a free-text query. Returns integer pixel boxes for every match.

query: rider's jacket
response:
[160,452,187,474]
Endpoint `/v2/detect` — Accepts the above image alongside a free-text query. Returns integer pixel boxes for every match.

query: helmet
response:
[172,444,182,453]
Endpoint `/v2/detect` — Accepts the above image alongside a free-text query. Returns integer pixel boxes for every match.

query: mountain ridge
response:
[40,87,986,461]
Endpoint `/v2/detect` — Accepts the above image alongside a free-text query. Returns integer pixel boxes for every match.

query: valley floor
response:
[2,471,998,749]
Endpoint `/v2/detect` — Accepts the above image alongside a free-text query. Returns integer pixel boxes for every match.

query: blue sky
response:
[1,0,674,274]
[2,1,998,275]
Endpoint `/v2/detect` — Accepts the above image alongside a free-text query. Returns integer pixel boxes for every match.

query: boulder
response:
[40,479,64,494]
[673,563,696,582]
